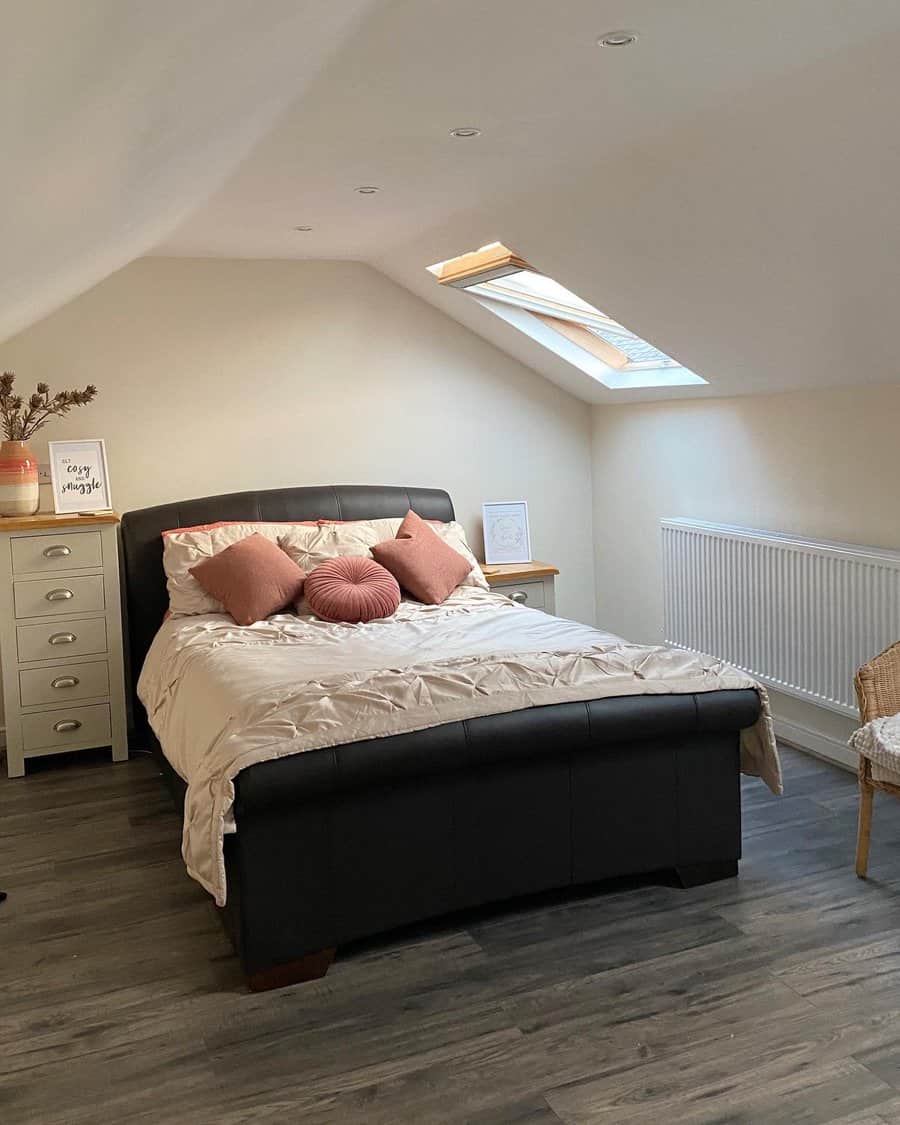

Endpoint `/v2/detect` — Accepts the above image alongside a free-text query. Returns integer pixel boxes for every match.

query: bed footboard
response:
[219,689,759,988]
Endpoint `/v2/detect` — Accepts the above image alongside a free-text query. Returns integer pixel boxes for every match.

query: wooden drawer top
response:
[0,512,119,533]
[483,561,559,586]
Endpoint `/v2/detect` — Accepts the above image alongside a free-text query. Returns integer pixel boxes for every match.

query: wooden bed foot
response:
[675,860,738,888]
[247,947,336,992]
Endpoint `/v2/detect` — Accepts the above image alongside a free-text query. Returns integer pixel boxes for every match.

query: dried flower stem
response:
[0,372,97,441]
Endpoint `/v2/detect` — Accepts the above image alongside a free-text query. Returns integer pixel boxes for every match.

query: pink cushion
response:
[395,509,439,540]
[371,510,471,604]
[305,556,401,623]
[189,534,306,626]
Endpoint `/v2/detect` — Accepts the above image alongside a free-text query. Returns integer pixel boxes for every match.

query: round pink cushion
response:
[305,556,401,624]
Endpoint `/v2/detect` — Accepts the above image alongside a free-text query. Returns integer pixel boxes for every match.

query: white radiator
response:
[661,519,900,717]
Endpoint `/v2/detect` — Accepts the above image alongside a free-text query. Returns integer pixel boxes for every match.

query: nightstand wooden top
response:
[482,560,559,585]
[0,511,120,532]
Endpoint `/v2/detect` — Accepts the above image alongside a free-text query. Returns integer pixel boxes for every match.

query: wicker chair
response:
[855,640,900,878]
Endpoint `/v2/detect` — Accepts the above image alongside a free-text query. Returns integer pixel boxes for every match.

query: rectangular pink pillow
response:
[371,511,471,604]
[189,533,306,625]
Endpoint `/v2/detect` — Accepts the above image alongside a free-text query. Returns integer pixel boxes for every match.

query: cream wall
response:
[592,386,900,762]
[8,255,892,764]
[0,255,596,625]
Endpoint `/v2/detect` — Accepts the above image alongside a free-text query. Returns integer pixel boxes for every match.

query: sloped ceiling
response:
[0,0,376,342]
[6,1,900,404]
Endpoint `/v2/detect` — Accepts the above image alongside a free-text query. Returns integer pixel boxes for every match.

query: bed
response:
[121,484,779,991]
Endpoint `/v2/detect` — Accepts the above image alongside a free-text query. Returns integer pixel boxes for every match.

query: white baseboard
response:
[773,715,857,772]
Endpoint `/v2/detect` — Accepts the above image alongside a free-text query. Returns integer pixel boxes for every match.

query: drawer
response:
[19,660,110,708]
[11,530,102,574]
[499,580,545,609]
[16,616,108,663]
[13,574,105,619]
[22,703,112,752]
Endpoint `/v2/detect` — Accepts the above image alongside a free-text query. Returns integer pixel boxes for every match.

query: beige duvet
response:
[138,589,781,905]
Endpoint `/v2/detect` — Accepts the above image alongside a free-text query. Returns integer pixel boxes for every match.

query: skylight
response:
[427,243,707,390]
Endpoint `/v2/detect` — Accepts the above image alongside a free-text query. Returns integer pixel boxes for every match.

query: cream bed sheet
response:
[138,588,781,904]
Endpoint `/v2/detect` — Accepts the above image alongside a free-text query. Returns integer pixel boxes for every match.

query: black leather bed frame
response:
[120,484,760,991]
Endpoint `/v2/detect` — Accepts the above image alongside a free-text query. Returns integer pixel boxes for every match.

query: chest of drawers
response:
[0,513,128,777]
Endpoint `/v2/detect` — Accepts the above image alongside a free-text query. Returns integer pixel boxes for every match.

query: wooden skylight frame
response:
[432,243,532,288]
[427,241,707,389]
[531,313,630,370]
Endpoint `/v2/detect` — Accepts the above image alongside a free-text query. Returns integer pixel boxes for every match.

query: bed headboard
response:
[119,484,455,731]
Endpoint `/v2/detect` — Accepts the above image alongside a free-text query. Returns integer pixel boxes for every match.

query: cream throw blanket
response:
[138,589,781,905]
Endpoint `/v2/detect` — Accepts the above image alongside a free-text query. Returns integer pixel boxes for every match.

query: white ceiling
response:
[0,0,376,343]
[7,1,900,403]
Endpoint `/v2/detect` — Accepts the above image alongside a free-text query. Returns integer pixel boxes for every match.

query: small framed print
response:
[482,500,532,565]
[48,440,112,514]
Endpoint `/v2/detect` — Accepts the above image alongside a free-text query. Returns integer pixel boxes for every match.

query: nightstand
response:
[483,561,559,614]
[0,513,128,778]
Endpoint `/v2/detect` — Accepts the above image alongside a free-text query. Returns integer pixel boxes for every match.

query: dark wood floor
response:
[4,746,900,1124]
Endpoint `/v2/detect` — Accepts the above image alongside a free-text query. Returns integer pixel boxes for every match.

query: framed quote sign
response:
[48,439,112,514]
[482,500,532,565]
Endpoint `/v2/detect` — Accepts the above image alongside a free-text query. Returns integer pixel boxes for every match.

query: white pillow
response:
[162,521,326,616]
[279,516,489,590]
[430,521,489,590]
[163,514,490,617]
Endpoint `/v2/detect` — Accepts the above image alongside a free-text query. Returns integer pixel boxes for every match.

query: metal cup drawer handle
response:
[51,675,80,690]
[53,719,82,733]
[46,588,74,602]
[49,632,77,645]
[43,544,72,558]
[511,590,528,603]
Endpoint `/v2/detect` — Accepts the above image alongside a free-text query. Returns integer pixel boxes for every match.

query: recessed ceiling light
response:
[598,29,637,47]
[449,126,481,138]
[355,186,380,194]
[293,225,313,232]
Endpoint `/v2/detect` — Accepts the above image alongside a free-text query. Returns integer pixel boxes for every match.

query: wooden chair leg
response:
[856,758,874,879]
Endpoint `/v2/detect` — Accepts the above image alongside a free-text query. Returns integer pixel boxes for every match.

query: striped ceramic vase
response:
[0,440,39,516]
